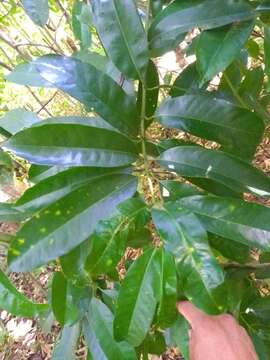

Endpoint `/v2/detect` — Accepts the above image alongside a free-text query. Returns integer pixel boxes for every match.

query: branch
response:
[37,91,58,115]
[0,61,12,71]
[55,0,71,26]
[222,262,270,270]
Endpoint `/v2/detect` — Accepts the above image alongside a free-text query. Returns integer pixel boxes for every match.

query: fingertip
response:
[177,301,205,327]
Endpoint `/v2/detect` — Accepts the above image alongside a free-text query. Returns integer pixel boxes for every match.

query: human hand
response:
[177,301,258,360]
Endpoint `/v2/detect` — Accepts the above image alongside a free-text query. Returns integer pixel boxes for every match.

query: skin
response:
[177,301,258,360]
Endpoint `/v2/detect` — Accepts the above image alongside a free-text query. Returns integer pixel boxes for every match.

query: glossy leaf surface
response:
[156,250,177,328]
[51,272,80,326]
[152,204,226,314]
[114,248,161,346]
[28,165,68,184]
[6,63,54,88]
[209,234,250,264]
[158,146,270,197]
[8,174,137,272]
[33,56,139,136]
[0,268,48,317]
[0,109,39,136]
[72,1,92,49]
[169,62,205,97]
[137,60,159,123]
[37,116,116,132]
[4,124,138,167]
[16,167,129,213]
[170,315,190,360]
[52,323,81,360]
[60,241,90,287]
[179,195,270,250]
[92,0,148,81]
[85,198,147,277]
[197,21,254,84]
[149,0,254,56]
[156,95,264,160]
[22,0,49,26]
[0,203,27,222]
[161,180,204,201]
[85,298,137,360]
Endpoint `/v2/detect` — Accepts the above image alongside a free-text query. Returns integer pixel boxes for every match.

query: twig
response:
[0,60,12,71]
[27,273,47,298]
[16,42,59,53]
[222,262,270,270]
[0,32,30,60]
[55,0,71,26]
[0,34,53,116]
[26,87,53,117]
[37,91,58,115]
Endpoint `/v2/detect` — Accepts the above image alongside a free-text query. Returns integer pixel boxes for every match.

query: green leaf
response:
[0,109,40,137]
[148,0,254,56]
[209,233,250,264]
[150,0,163,17]
[0,268,48,317]
[0,203,27,222]
[156,250,177,328]
[6,63,54,88]
[114,248,162,346]
[37,116,116,132]
[185,177,242,199]
[105,60,135,96]
[137,60,159,124]
[156,95,264,160]
[84,298,137,360]
[239,67,264,103]
[158,146,270,197]
[72,1,92,49]
[34,56,139,136]
[0,150,12,169]
[16,167,129,214]
[249,296,270,325]
[60,241,90,287]
[170,315,190,360]
[83,319,107,360]
[22,0,49,26]
[4,124,138,167]
[218,51,247,93]
[51,272,80,326]
[52,322,81,360]
[178,195,270,250]
[152,203,226,314]
[197,21,254,85]
[0,233,14,244]
[251,331,270,360]
[169,62,206,97]
[28,165,68,183]
[73,50,108,72]
[246,39,260,59]
[139,331,166,356]
[8,174,137,272]
[161,180,204,201]
[85,198,147,277]
[92,0,148,81]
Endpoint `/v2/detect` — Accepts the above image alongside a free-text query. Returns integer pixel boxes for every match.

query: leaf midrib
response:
[164,207,221,308]
[11,177,136,266]
[112,0,142,81]
[92,205,145,272]
[157,112,256,136]
[127,249,157,338]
